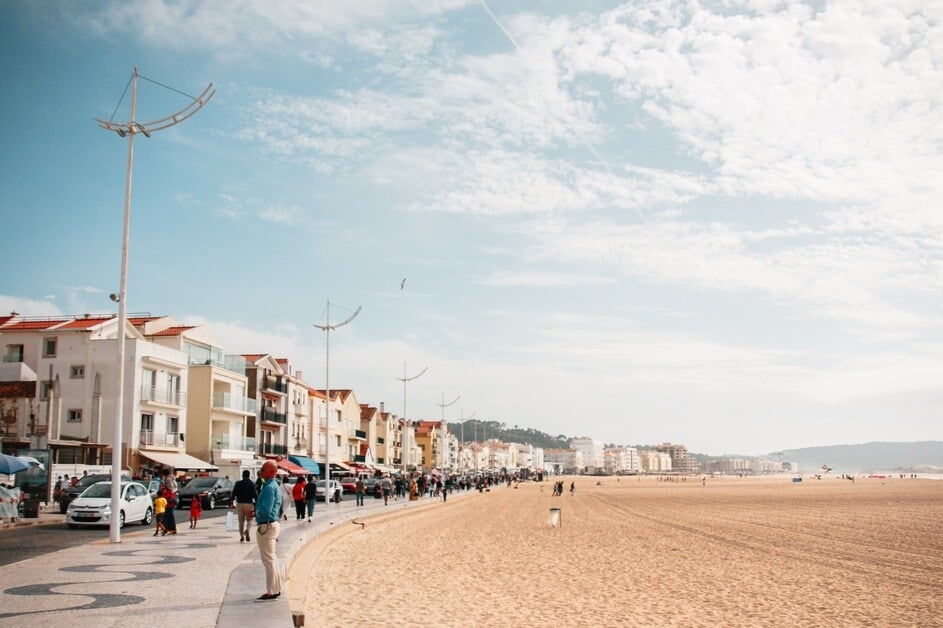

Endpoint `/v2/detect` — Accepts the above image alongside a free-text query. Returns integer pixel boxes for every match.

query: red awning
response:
[272,457,307,476]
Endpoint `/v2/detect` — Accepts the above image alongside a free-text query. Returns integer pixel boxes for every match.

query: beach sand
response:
[292,476,943,627]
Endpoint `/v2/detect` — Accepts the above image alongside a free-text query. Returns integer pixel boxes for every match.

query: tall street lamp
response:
[436,393,459,475]
[313,301,361,489]
[458,410,475,473]
[395,363,427,476]
[95,66,213,544]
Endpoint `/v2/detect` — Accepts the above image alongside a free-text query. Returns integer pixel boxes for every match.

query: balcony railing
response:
[261,407,287,424]
[214,434,256,453]
[353,454,366,463]
[259,443,287,456]
[263,376,288,394]
[139,429,182,447]
[212,392,256,414]
[349,429,366,440]
[141,385,186,406]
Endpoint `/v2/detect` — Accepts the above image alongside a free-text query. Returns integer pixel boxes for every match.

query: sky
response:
[1,1,941,457]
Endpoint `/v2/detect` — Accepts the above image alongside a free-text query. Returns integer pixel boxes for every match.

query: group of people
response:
[550,480,575,496]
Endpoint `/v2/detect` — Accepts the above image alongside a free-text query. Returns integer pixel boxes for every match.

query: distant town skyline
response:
[2,2,940,456]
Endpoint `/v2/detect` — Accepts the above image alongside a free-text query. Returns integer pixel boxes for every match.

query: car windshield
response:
[82,483,127,498]
[187,478,217,488]
[78,475,109,487]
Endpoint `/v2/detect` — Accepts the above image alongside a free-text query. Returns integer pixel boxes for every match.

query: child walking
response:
[189,496,202,528]
[153,494,168,536]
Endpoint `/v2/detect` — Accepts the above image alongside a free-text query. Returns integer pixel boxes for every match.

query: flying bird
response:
[400,278,406,290]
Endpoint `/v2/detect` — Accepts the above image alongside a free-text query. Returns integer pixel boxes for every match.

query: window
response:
[70,365,85,379]
[67,409,83,422]
[40,381,52,400]
[167,416,179,437]
[43,337,57,357]
[3,344,24,362]
[141,413,153,431]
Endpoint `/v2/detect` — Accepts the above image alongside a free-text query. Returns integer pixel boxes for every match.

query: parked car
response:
[363,477,384,499]
[315,479,343,502]
[66,481,153,528]
[59,474,116,514]
[339,477,357,494]
[176,476,233,510]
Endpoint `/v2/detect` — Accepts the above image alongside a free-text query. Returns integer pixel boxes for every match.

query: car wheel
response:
[119,511,126,528]
[207,495,216,510]
[142,507,153,526]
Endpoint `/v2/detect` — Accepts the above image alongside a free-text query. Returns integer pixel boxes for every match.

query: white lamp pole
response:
[459,410,475,473]
[436,393,459,476]
[395,363,427,476]
[313,301,361,489]
[95,67,213,544]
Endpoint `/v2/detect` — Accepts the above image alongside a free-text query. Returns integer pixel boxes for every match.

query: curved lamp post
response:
[395,363,427,476]
[95,67,213,544]
[313,301,361,488]
[436,393,459,475]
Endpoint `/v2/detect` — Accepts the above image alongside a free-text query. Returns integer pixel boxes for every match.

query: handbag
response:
[225,510,236,531]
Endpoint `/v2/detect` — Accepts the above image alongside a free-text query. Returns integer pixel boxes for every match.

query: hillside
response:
[776,441,943,474]
[449,421,942,475]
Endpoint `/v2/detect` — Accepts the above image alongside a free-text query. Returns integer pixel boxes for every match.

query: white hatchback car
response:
[66,481,154,528]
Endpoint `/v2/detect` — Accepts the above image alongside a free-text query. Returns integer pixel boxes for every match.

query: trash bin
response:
[548,507,561,528]
[22,492,41,518]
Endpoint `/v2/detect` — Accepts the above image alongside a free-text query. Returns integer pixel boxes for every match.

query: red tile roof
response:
[146,325,194,337]
[0,319,64,330]
[57,316,114,330]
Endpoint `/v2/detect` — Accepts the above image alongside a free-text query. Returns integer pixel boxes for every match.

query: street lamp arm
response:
[395,365,428,383]
[94,82,215,136]
[313,305,362,331]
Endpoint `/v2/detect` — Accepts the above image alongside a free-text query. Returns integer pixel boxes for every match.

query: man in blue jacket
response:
[254,460,282,600]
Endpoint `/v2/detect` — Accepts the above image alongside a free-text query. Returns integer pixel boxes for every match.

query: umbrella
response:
[0,453,34,475]
[15,456,45,471]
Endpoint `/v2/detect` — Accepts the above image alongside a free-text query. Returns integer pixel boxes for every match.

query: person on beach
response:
[304,475,318,522]
[292,476,306,520]
[254,459,282,601]
[230,469,258,543]
[570,481,575,496]
[189,494,202,528]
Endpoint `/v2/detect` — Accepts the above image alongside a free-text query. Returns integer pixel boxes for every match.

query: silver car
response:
[66,481,154,528]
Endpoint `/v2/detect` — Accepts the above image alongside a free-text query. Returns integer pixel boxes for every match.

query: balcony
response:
[262,376,288,394]
[214,434,256,453]
[261,407,287,425]
[139,430,182,447]
[259,443,287,456]
[212,392,256,414]
[141,385,186,406]
[349,429,366,441]
[353,454,366,463]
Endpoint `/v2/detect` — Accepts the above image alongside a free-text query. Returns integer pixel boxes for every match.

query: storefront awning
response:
[273,457,307,476]
[330,462,350,472]
[288,455,320,475]
[139,450,218,471]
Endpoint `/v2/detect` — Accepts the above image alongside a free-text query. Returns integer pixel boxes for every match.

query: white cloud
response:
[476,271,617,287]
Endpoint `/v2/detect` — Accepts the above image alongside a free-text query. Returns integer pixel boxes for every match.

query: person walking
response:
[153,493,167,536]
[303,475,317,522]
[189,495,202,529]
[254,460,282,601]
[292,476,306,520]
[380,475,392,505]
[230,469,258,543]
[354,477,365,507]
[160,468,178,534]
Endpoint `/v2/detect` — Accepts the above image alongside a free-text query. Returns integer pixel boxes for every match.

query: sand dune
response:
[292,476,943,627]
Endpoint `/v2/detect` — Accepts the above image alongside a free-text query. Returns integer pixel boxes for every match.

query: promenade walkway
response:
[0,491,463,627]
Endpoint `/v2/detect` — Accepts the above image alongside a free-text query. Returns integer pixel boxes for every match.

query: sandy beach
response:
[291,476,943,627]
